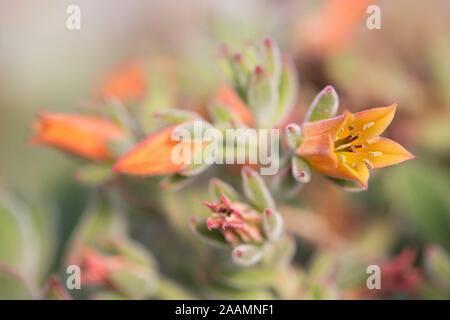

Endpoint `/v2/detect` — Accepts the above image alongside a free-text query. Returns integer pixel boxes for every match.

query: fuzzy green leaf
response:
[153,109,201,125]
[160,173,194,191]
[75,163,113,186]
[291,156,311,184]
[232,244,264,267]
[272,58,298,126]
[247,66,278,128]
[262,208,284,241]
[241,167,275,212]
[209,178,240,203]
[305,85,339,122]
[425,245,450,290]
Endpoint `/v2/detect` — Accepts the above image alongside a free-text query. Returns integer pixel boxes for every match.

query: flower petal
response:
[296,133,337,170]
[345,137,414,169]
[367,137,414,168]
[332,109,355,138]
[352,104,397,139]
[302,113,344,137]
[349,162,369,189]
[314,160,369,189]
[338,161,369,189]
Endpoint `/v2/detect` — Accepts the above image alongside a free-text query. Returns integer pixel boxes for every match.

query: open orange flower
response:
[31,112,124,161]
[100,64,146,101]
[296,104,414,189]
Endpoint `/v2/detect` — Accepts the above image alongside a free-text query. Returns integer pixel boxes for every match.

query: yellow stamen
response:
[366,137,380,145]
[363,158,374,169]
[369,151,383,157]
[363,122,375,130]
[336,143,352,151]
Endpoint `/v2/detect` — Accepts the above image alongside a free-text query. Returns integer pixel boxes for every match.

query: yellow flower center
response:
[333,121,383,170]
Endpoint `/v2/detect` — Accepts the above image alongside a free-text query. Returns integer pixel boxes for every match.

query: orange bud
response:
[100,64,146,101]
[216,86,254,126]
[114,125,185,176]
[31,112,124,161]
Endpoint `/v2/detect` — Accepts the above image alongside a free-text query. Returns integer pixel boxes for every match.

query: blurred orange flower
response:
[114,124,204,176]
[100,64,147,101]
[296,105,414,189]
[31,112,124,161]
[299,0,375,55]
[216,86,254,126]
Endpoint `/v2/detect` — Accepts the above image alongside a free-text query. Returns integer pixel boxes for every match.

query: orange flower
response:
[296,105,414,189]
[100,64,146,101]
[299,0,375,55]
[114,123,206,176]
[31,112,124,161]
[216,86,254,126]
